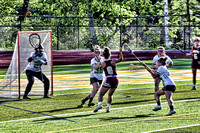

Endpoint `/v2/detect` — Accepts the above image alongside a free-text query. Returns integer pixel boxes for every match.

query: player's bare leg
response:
[81,82,100,107]
[106,88,116,113]
[94,87,109,112]
[153,89,164,111]
[192,68,197,90]
[165,91,176,116]
[154,77,161,92]
[88,82,100,107]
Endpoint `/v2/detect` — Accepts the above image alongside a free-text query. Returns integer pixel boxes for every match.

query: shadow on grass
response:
[41,105,85,113]
[112,99,154,106]
[40,99,154,114]
[31,113,155,123]
[97,114,155,121]
[31,113,99,123]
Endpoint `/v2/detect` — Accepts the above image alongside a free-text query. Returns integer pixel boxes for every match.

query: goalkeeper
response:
[23,44,50,99]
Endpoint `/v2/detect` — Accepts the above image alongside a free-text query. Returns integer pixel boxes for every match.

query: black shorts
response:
[90,77,102,85]
[191,61,200,69]
[162,85,176,92]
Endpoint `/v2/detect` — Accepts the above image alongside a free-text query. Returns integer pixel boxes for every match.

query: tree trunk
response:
[88,1,98,45]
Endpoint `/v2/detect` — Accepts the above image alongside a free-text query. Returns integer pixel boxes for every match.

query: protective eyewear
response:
[158,50,164,52]
[94,51,100,54]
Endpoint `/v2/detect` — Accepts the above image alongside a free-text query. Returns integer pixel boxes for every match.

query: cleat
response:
[166,110,176,116]
[23,96,31,99]
[88,103,95,107]
[106,107,110,113]
[153,106,161,111]
[93,106,102,112]
[191,87,196,90]
[81,100,86,106]
[43,95,50,98]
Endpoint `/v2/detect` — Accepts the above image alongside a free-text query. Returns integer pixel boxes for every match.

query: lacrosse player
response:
[152,46,173,92]
[80,45,104,107]
[94,46,123,113]
[141,57,176,116]
[186,37,200,90]
[23,44,50,99]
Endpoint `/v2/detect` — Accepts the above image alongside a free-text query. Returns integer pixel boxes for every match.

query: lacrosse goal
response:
[0,30,53,99]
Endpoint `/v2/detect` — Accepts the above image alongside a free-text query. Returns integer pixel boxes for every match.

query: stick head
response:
[87,42,94,52]
[120,33,130,47]
[29,33,41,48]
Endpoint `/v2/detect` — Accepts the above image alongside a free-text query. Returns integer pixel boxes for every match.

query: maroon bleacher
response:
[0,50,189,69]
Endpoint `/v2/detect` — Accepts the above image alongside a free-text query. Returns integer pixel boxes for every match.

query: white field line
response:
[0,98,199,124]
[143,124,200,133]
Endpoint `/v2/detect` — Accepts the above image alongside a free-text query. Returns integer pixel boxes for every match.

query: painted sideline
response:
[143,124,200,133]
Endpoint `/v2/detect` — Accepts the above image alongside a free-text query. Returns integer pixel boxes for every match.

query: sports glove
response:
[193,50,199,54]
[28,57,33,62]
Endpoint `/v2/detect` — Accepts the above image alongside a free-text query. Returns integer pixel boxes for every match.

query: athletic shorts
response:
[191,61,200,69]
[162,85,176,92]
[90,77,102,85]
[102,76,119,88]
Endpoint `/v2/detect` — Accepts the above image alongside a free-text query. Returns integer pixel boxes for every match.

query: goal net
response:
[0,30,53,99]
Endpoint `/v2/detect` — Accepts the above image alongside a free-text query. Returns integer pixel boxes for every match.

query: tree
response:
[0,0,199,50]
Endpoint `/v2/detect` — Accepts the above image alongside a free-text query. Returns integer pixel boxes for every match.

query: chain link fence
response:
[0,14,199,50]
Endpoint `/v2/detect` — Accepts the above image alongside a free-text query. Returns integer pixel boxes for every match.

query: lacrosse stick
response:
[86,42,101,62]
[120,32,130,47]
[117,33,130,58]
[124,44,142,63]
[124,44,154,74]
[29,33,41,49]
[171,43,186,54]
[87,42,94,52]
[28,33,44,81]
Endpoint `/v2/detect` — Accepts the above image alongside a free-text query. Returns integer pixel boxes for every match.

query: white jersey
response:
[153,54,173,69]
[157,66,175,86]
[26,52,47,72]
[90,57,104,80]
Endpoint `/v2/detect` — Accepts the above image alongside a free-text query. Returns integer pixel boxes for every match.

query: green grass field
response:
[0,58,200,133]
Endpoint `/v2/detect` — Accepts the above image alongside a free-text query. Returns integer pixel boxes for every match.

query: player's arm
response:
[152,63,156,70]
[112,47,123,65]
[141,62,159,79]
[152,56,157,70]
[167,56,173,69]
[186,47,193,57]
[28,57,33,62]
[42,59,47,65]
[35,53,47,65]
[167,62,173,69]
[42,53,48,65]
[27,52,35,62]
[92,62,101,70]
[116,47,123,63]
